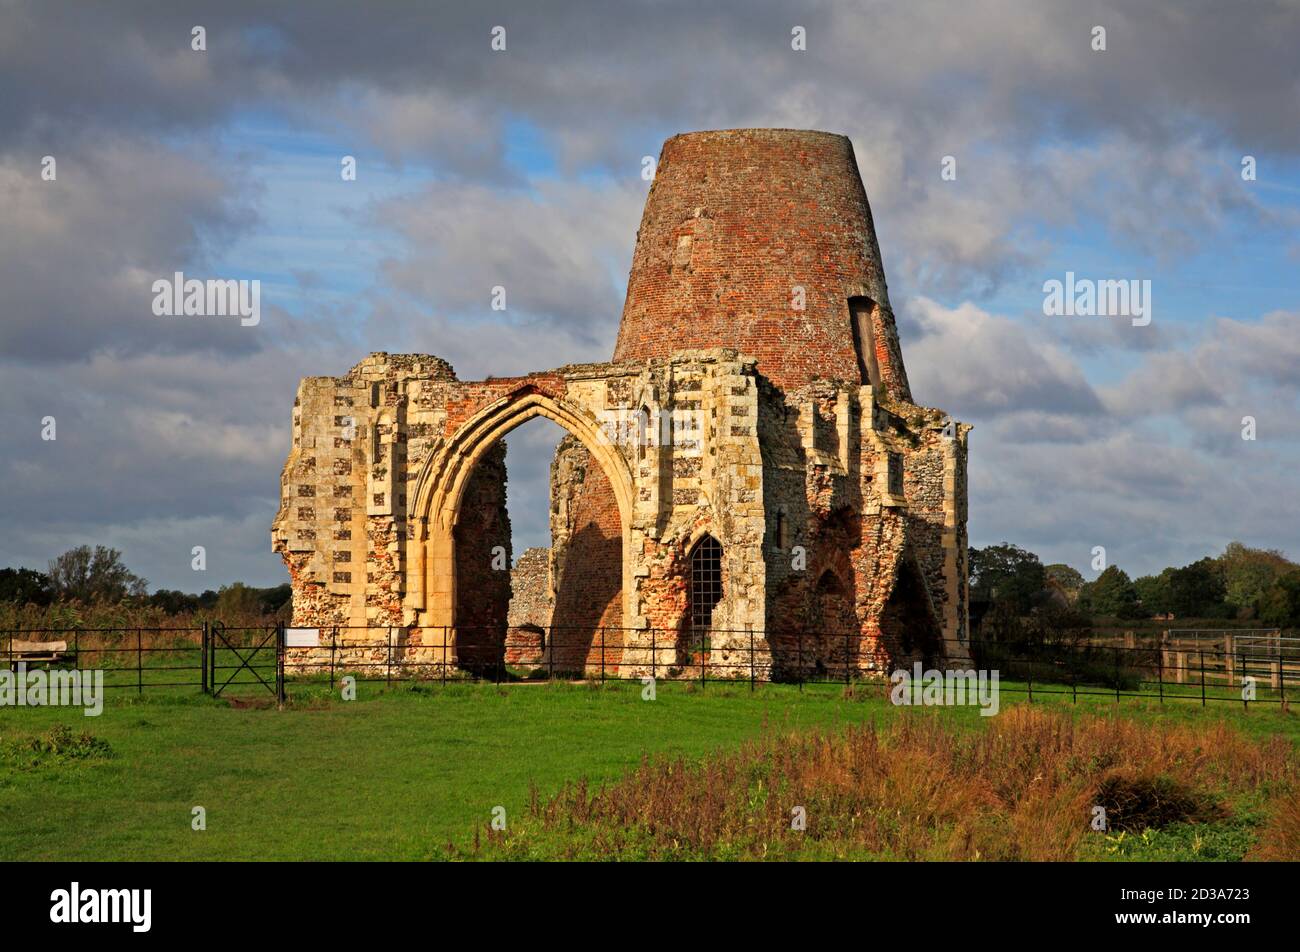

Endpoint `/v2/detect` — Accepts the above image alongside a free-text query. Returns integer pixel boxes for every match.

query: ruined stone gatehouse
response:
[272,129,972,678]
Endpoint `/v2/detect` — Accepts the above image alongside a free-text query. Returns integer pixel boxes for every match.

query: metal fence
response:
[2,624,1297,708]
[278,624,885,690]
[968,637,1297,706]
[0,624,283,700]
[3,626,205,693]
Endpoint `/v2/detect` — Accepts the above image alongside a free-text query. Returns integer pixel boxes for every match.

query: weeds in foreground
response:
[1248,788,1300,860]
[451,706,1298,861]
[0,725,113,771]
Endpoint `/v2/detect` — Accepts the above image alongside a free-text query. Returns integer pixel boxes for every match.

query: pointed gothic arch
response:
[408,387,636,659]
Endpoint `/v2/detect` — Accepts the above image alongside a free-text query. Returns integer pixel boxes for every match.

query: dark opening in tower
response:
[849,296,881,389]
[686,534,723,651]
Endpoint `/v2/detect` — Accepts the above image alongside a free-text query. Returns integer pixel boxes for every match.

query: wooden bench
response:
[7,639,75,667]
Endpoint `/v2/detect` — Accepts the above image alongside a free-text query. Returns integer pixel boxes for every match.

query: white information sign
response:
[284,627,320,648]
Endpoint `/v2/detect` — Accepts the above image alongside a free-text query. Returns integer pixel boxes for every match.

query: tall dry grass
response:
[0,600,278,635]
[1248,789,1300,860]
[463,707,1298,861]
[0,600,284,666]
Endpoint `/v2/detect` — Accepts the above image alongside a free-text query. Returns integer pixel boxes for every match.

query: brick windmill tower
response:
[557,128,972,671]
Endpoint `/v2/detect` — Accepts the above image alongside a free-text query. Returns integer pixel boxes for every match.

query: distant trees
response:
[47,545,147,604]
[968,544,1084,642]
[968,539,1300,632]
[1133,572,1172,615]
[1259,572,1300,628]
[1130,546,1298,621]
[1131,561,1229,619]
[0,546,291,620]
[146,589,219,614]
[1219,543,1296,617]
[1167,558,1230,618]
[0,567,54,606]
[968,545,1091,644]
[141,583,289,617]
[1077,566,1143,619]
[214,582,291,617]
[10,535,1294,629]
[969,543,1046,616]
[1044,563,1085,602]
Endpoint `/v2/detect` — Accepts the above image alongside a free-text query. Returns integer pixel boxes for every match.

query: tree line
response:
[0,545,290,618]
[5,540,1297,632]
[969,540,1300,633]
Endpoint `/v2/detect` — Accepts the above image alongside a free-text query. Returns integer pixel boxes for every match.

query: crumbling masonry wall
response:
[273,349,779,675]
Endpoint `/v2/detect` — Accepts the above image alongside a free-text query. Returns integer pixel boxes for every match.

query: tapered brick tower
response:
[614,128,911,401]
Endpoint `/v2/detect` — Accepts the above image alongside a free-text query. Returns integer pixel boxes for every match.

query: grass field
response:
[1,678,1296,861]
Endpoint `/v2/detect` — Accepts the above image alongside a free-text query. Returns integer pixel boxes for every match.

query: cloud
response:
[3,1,1295,309]
[0,141,260,363]
[903,297,1105,418]
[9,2,1296,150]
[373,178,644,354]
[0,345,350,589]
[900,296,1300,576]
[1104,310,1300,424]
[502,418,568,556]
[324,87,512,181]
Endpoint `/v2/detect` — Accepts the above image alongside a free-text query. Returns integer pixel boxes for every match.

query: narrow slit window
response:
[849,296,881,389]
[888,452,904,497]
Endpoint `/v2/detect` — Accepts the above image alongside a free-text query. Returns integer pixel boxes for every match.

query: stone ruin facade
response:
[272,129,971,679]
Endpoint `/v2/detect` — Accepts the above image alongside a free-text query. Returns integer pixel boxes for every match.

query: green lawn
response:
[1,678,1295,861]
[0,680,893,860]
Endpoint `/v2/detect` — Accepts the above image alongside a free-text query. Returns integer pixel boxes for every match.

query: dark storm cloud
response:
[5,0,1296,348]
[6,2,1298,157]
[0,341,359,589]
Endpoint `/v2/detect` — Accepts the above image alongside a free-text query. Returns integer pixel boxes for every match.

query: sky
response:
[1,0,1298,593]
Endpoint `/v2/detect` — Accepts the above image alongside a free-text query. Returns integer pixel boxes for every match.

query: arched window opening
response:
[687,535,724,649]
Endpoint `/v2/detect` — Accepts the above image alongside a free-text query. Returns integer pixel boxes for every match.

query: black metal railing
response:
[2,625,1296,708]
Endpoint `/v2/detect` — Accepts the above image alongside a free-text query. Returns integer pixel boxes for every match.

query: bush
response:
[1095,768,1222,831]
[0,568,54,606]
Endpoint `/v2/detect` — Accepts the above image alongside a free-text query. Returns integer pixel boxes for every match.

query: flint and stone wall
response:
[505,547,550,667]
